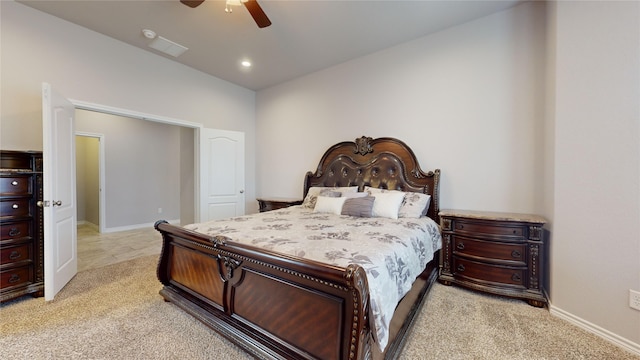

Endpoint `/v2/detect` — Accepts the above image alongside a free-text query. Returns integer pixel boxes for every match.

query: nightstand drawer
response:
[0,199,31,218]
[0,244,31,266]
[453,257,525,288]
[453,220,524,238]
[0,176,32,196]
[0,265,32,289]
[453,236,526,265]
[0,221,32,241]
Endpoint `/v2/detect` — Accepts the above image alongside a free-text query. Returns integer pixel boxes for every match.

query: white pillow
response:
[365,186,430,218]
[370,192,405,219]
[313,196,347,215]
[302,186,358,209]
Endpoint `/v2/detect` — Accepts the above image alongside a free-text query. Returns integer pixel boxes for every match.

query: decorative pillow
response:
[302,186,358,209]
[398,192,431,218]
[341,196,375,217]
[313,196,347,215]
[370,192,406,220]
[365,186,430,218]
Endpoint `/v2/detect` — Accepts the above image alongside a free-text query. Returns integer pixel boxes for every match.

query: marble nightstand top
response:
[439,209,546,224]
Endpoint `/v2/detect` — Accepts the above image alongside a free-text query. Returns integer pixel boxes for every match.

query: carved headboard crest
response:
[303,136,441,223]
[354,136,374,156]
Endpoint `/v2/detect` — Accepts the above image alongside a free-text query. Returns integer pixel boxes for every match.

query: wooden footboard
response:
[155,220,439,360]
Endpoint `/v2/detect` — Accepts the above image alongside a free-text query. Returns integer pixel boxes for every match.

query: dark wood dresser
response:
[256,197,302,212]
[439,209,547,307]
[0,150,44,302]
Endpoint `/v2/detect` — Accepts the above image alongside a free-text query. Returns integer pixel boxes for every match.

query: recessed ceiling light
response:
[241,60,252,68]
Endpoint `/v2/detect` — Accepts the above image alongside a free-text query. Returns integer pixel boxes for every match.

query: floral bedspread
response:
[184,206,442,351]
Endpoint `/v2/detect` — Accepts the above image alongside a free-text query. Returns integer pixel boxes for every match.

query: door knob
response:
[53,200,62,206]
[239,190,244,194]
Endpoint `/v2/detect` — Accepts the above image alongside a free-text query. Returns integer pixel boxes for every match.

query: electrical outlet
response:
[158,207,163,214]
[630,289,640,311]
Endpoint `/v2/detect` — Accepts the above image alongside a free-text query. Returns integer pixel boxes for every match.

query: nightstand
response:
[439,209,547,307]
[256,197,303,212]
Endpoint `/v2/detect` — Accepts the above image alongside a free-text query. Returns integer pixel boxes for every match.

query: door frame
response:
[75,132,106,233]
[70,100,204,222]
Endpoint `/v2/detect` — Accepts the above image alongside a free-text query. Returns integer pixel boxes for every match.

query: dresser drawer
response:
[452,257,526,288]
[0,175,32,196]
[0,244,31,266]
[453,220,524,238]
[0,199,31,218]
[0,221,32,241]
[0,265,32,289]
[453,236,526,265]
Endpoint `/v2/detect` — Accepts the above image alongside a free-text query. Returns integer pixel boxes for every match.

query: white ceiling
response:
[19,0,526,91]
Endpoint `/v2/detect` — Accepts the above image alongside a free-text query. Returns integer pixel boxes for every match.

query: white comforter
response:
[184,206,442,351]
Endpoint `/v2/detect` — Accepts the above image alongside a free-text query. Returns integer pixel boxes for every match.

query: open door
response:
[42,83,77,301]
[198,128,245,222]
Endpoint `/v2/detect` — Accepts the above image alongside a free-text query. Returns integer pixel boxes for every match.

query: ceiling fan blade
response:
[243,0,272,28]
[180,0,205,8]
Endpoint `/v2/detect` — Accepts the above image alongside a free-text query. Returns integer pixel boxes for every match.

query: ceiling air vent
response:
[148,35,188,57]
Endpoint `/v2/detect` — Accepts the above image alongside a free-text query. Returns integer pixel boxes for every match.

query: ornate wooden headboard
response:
[303,136,441,223]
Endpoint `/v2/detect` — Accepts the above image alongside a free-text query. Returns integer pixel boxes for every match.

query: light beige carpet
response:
[1,255,638,360]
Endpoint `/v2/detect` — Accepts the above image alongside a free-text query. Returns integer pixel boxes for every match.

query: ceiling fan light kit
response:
[180,0,271,28]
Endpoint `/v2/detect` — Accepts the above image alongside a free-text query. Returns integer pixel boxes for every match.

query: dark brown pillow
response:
[341,196,375,217]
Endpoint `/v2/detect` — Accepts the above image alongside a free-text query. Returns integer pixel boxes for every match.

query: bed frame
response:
[155,136,441,360]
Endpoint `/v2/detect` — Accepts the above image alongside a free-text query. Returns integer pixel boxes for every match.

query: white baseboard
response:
[102,219,180,233]
[550,304,640,356]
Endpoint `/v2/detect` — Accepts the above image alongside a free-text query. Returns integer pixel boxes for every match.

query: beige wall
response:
[550,0,640,349]
[256,1,547,214]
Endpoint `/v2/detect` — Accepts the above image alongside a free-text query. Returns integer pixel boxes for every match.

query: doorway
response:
[73,108,195,272]
[75,133,103,232]
[74,108,195,232]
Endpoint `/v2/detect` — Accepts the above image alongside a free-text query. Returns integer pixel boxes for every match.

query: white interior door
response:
[198,128,245,222]
[42,83,77,301]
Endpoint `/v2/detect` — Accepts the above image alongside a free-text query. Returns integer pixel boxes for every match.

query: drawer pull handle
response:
[12,204,19,209]
[8,274,21,284]
[8,227,21,237]
[512,273,521,282]
[11,180,19,186]
[456,224,464,230]
[511,250,521,258]
[457,264,465,272]
[9,251,21,260]
[456,243,465,250]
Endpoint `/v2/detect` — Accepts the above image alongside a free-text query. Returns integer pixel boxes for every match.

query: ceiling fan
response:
[181,0,272,28]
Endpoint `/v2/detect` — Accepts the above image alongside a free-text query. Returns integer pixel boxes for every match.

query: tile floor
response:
[77,224,162,272]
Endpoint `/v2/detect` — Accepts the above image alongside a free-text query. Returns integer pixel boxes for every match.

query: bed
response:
[154,136,442,360]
